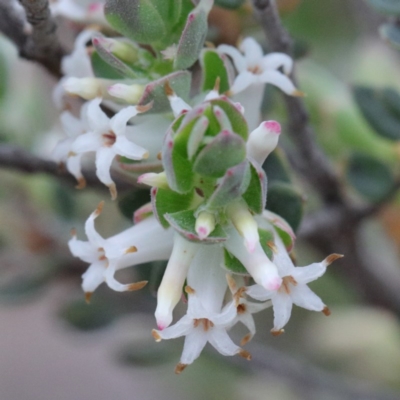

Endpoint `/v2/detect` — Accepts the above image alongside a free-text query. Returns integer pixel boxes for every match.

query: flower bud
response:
[63,77,102,100]
[247,120,281,165]
[137,172,169,189]
[195,211,216,239]
[108,83,145,104]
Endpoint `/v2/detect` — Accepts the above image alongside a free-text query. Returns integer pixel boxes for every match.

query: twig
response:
[0,144,136,192]
[229,341,400,400]
[252,0,343,205]
[17,0,65,77]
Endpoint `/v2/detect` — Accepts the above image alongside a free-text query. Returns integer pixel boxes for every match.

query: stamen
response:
[240,333,252,347]
[238,349,252,360]
[125,246,138,254]
[175,363,187,375]
[76,177,86,190]
[324,253,344,266]
[108,183,117,201]
[184,285,195,295]
[151,329,162,342]
[85,292,93,304]
[94,201,104,216]
[322,306,331,316]
[271,329,285,337]
[70,228,77,237]
[128,281,148,291]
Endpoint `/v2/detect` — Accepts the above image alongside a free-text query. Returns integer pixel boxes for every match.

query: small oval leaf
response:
[346,152,395,203]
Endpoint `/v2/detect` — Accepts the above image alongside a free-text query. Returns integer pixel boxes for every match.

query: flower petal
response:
[180,329,209,365]
[261,53,293,75]
[87,97,110,132]
[290,285,325,311]
[60,111,84,137]
[240,37,264,68]
[156,316,193,339]
[230,70,257,94]
[95,146,116,186]
[81,261,107,293]
[113,135,148,160]
[259,70,297,95]
[66,154,83,181]
[291,262,327,285]
[218,44,247,72]
[271,292,293,330]
[208,327,240,356]
[211,301,237,326]
[68,236,98,263]
[71,131,102,153]
[110,106,138,135]
[84,206,105,247]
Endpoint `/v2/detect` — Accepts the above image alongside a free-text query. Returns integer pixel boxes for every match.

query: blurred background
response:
[0,0,400,399]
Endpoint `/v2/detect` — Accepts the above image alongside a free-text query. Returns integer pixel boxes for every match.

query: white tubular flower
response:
[108,83,145,104]
[246,229,343,335]
[225,275,271,346]
[54,29,95,109]
[224,226,282,291]
[51,0,106,25]
[247,120,281,165]
[152,246,250,374]
[155,234,200,330]
[70,97,150,199]
[218,37,298,96]
[226,199,259,253]
[69,203,173,300]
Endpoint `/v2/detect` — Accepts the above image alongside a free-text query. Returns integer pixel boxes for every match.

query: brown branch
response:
[0,144,136,192]
[17,0,65,77]
[228,341,400,400]
[252,0,344,205]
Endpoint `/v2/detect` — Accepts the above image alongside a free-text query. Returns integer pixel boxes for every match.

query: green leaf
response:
[380,22,400,51]
[194,130,246,177]
[209,99,248,140]
[206,161,251,209]
[59,298,117,331]
[118,189,151,220]
[242,162,267,214]
[223,249,249,275]
[91,51,124,79]
[263,149,292,183]
[163,117,199,193]
[105,0,167,44]
[215,0,245,9]
[200,49,232,93]
[258,228,274,260]
[353,86,400,141]
[138,71,191,113]
[262,210,296,252]
[165,210,227,242]
[346,152,395,202]
[174,0,213,70]
[151,187,195,227]
[267,182,304,233]
[92,36,139,79]
[366,0,400,16]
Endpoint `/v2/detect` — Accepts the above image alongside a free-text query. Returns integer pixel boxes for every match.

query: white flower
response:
[52,104,90,188]
[247,226,343,335]
[70,97,150,199]
[54,29,95,109]
[152,246,250,374]
[69,202,174,300]
[218,37,298,96]
[226,274,271,346]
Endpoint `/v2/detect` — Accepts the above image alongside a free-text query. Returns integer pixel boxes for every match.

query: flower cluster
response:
[52,0,342,374]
